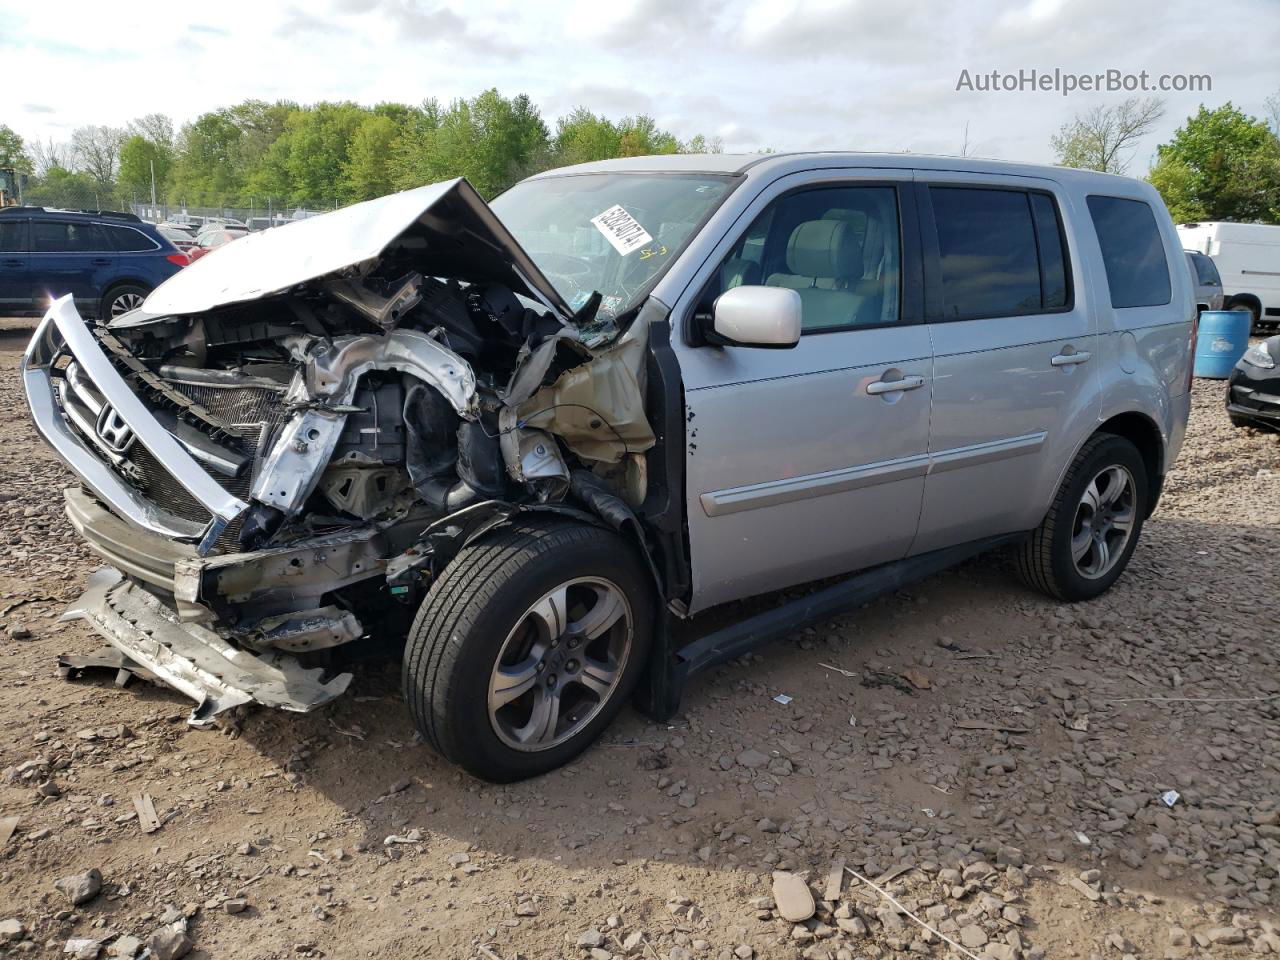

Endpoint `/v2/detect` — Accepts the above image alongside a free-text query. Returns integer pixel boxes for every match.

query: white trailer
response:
[1177,221,1280,329]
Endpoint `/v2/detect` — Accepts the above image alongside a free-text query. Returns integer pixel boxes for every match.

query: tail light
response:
[166,252,190,267]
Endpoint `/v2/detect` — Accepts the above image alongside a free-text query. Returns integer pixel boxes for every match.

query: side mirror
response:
[709,285,801,348]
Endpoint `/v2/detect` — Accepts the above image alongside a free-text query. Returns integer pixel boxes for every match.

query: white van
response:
[1177,221,1280,329]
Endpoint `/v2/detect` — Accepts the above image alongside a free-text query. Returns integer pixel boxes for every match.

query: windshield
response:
[490,172,736,322]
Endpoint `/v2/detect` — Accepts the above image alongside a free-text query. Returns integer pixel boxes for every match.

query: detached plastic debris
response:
[1074,831,1092,845]
[773,694,793,705]
[1161,790,1180,808]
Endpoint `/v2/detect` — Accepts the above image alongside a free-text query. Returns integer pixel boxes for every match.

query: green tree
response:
[0,124,33,173]
[392,89,549,198]
[1149,103,1280,222]
[1050,97,1164,174]
[343,113,401,201]
[552,108,622,166]
[118,135,173,201]
[24,166,101,207]
[171,110,244,205]
[616,115,679,157]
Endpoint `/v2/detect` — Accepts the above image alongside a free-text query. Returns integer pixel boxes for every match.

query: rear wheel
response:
[101,284,149,321]
[403,519,653,782]
[1015,434,1149,602]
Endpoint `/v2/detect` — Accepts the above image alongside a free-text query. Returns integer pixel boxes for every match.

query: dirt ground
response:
[1,323,1277,960]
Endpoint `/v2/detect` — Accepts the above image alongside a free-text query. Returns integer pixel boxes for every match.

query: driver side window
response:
[717,185,902,332]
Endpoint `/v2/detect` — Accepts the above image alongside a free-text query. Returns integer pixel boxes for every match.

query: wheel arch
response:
[1226,292,1261,316]
[1093,411,1166,517]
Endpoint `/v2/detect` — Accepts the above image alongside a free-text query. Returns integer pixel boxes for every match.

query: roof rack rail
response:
[0,206,142,223]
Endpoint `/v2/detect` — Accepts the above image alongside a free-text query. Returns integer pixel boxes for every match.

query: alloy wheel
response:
[487,577,633,752]
[1070,464,1136,579]
[109,292,145,318]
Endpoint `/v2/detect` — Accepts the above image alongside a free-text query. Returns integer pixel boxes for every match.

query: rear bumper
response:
[63,568,352,722]
[21,296,247,555]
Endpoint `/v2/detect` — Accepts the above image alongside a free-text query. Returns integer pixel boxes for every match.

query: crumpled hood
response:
[141,178,573,320]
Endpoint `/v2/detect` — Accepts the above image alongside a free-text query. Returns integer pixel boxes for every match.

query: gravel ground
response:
[0,324,1277,960]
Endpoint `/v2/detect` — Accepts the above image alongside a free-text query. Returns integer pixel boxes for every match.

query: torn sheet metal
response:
[62,568,352,723]
[139,179,573,320]
[517,316,656,464]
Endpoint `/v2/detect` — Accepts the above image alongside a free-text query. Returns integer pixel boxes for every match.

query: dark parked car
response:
[0,207,187,319]
[1227,335,1280,431]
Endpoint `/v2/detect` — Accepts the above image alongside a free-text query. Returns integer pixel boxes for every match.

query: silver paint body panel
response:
[577,152,1196,615]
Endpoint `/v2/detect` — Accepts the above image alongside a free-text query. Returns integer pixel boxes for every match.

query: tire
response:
[403,518,654,782]
[1228,300,1260,334]
[1015,434,1149,602]
[100,283,149,321]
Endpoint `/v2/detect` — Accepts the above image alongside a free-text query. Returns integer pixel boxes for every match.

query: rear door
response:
[0,218,28,312]
[29,219,113,312]
[913,175,1100,554]
[673,171,933,613]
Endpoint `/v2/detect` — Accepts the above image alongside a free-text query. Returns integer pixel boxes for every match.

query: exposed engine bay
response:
[23,179,661,721]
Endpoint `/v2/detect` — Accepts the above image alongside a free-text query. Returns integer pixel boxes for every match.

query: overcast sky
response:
[4,0,1279,171]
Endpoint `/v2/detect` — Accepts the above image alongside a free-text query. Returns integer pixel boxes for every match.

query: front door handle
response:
[866,375,926,395]
[90,258,112,266]
[1051,350,1091,366]
[0,259,22,268]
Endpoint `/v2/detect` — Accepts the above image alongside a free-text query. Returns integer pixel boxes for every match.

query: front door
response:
[912,175,1100,554]
[674,175,933,614]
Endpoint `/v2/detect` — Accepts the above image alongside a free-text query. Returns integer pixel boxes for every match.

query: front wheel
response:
[403,519,653,782]
[1015,434,1149,602]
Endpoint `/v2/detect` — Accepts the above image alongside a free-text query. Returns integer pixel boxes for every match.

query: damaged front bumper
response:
[23,297,248,555]
[63,568,353,723]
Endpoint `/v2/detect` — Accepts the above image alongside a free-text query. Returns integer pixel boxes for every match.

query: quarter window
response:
[106,225,157,252]
[1086,195,1171,308]
[930,186,1070,318]
[715,185,902,332]
[31,221,110,253]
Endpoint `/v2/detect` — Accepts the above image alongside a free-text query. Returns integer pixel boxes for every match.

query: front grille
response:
[58,359,294,554]
[126,443,257,552]
[166,382,288,436]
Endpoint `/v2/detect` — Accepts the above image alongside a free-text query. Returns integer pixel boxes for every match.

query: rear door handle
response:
[1051,351,1091,366]
[90,258,112,266]
[866,375,926,395]
[1,258,23,267]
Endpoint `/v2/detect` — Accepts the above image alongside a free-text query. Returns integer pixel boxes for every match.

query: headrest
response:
[785,219,863,278]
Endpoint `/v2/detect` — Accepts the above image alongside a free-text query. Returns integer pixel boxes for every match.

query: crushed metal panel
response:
[140,179,573,320]
[62,568,352,723]
[517,318,656,465]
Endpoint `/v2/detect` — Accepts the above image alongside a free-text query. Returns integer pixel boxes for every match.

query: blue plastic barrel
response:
[1194,310,1252,379]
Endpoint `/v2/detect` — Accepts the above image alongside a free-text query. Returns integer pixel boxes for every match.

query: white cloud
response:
[4,0,1278,168]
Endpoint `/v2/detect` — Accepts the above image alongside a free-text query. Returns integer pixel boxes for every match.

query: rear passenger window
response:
[106,225,157,252]
[1086,196,1171,308]
[929,187,1070,318]
[31,221,110,253]
[0,221,23,253]
[715,185,903,332]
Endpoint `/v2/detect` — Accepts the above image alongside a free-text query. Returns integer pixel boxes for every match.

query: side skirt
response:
[636,533,1026,721]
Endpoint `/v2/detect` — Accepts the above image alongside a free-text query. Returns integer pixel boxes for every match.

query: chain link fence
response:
[16,181,332,228]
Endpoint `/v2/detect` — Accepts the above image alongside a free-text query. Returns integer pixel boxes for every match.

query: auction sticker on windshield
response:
[591,204,653,256]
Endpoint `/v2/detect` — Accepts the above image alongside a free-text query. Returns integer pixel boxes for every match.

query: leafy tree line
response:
[1050,93,1280,223]
[2,90,724,211]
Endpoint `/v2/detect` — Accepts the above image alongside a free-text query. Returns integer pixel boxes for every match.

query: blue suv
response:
[0,207,187,320]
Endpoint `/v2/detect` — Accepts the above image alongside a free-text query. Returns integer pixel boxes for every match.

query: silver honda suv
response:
[23,153,1194,781]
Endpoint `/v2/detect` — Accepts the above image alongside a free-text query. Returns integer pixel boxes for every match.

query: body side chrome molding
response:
[699,432,1047,517]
